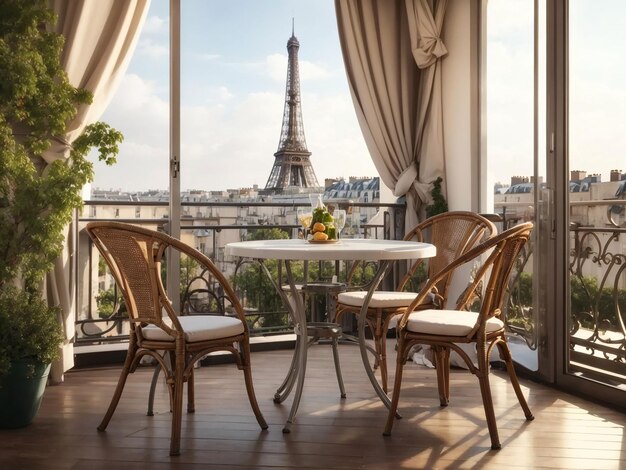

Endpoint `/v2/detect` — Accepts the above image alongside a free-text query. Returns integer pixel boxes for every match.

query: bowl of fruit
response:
[308,205,338,243]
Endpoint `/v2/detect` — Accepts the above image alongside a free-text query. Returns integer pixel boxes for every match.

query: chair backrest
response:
[398,211,498,298]
[399,222,534,333]
[86,221,248,338]
[478,222,533,325]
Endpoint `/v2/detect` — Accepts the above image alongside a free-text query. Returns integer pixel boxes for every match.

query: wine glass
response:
[332,210,346,239]
[297,208,312,240]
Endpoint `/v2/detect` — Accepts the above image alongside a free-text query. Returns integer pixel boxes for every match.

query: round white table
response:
[225,238,436,432]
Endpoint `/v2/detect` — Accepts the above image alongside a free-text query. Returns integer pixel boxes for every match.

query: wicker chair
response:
[86,222,268,456]
[335,211,497,392]
[383,222,535,450]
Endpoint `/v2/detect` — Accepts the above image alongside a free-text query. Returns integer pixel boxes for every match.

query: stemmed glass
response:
[332,210,346,239]
[297,208,312,240]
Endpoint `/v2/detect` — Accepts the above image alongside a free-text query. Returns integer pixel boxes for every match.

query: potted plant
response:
[0,286,64,427]
[0,0,122,427]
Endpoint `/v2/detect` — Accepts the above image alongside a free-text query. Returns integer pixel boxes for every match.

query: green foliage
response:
[236,227,304,329]
[0,0,122,290]
[179,255,200,297]
[0,0,122,375]
[245,227,290,241]
[95,286,126,319]
[98,257,107,277]
[159,254,202,305]
[0,285,64,377]
[426,177,449,218]
[570,275,626,330]
[508,272,626,332]
[95,287,116,318]
[403,263,428,293]
[512,272,533,305]
[234,259,288,321]
[506,271,534,329]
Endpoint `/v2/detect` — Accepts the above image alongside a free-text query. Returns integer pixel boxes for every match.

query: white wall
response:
[442,0,480,211]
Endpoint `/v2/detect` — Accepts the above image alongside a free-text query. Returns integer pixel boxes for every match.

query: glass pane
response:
[89,0,170,194]
[568,0,626,388]
[77,0,169,345]
[488,0,540,370]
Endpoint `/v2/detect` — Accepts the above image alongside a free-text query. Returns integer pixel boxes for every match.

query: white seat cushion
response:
[142,315,245,342]
[406,309,504,336]
[337,290,419,308]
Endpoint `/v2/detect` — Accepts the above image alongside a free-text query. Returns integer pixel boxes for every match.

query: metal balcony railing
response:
[74,200,405,347]
[497,198,626,384]
[76,196,625,384]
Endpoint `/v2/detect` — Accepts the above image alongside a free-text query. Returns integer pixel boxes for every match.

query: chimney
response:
[570,170,586,182]
[610,170,622,182]
[510,176,529,186]
[324,178,339,189]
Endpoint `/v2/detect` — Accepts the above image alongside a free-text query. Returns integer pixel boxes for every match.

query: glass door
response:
[558,0,626,404]
[487,0,547,375]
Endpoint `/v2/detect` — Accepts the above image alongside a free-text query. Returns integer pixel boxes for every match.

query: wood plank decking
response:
[0,342,624,469]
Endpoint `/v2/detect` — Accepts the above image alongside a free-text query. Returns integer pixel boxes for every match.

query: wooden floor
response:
[0,341,624,469]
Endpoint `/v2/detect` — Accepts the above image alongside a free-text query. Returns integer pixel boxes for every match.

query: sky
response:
[91,0,374,192]
[90,0,626,193]
[486,0,626,186]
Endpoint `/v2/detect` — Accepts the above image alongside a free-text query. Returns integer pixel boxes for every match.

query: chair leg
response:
[98,339,138,432]
[240,340,268,430]
[380,312,401,394]
[333,308,346,327]
[147,362,161,416]
[167,350,177,413]
[375,339,388,394]
[496,341,534,421]
[433,346,451,406]
[187,360,195,413]
[379,329,389,393]
[169,349,186,456]
[383,335,407,436]
[331,336,346,398]
[476,344,501,450]
[370,310,387,392]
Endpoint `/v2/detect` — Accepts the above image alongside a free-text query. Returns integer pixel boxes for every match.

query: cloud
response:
[142,15,168,34]
[92,73,372,193]
[203,86,234,103]
[265,53,330,82]
[301,92,374,180]
[193,53,222,61]
[569,78,626,176]
[487,0,532,40]
[266,54,288,81]
[300,60,332,81]
[92,74,169,190]
[137,38,168,60]
[486,2,626,185]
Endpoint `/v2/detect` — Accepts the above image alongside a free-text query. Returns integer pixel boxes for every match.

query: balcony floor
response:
[0,341,624,469]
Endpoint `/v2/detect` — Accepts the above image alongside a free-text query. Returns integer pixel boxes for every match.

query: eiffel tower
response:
[264,23,320,193]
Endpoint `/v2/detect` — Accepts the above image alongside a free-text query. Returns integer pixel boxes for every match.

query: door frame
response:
[550,0,626,407]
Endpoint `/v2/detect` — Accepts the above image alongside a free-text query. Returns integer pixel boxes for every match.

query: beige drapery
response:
[335,0,448,231]
[47,0,150,383]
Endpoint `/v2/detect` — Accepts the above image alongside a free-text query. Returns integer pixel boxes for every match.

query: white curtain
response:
[335,0,448,231]
[47,0,150,383]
